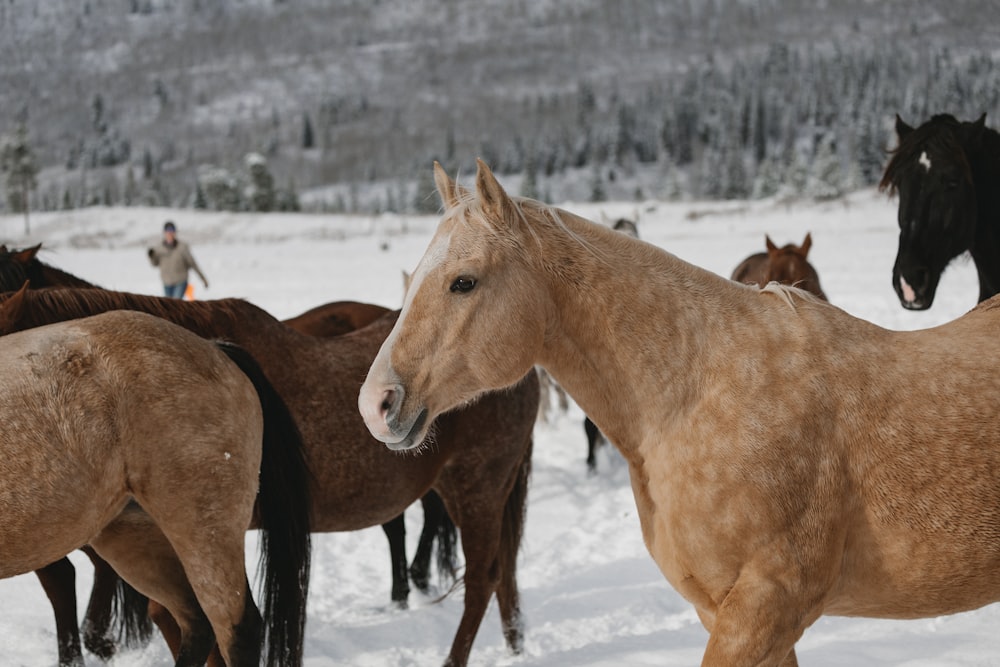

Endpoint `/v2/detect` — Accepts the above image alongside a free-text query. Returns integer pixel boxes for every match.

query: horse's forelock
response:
[880,116,973,194]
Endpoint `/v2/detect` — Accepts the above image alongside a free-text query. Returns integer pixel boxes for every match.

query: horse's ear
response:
[0,281,30,333]
[11,244,41,265]
[895,114,914,140]
[474,158,517,226]
[401,269,412,295]
[966,113,988,142]
[765,235,778,252]
[433,161,462,210]
[800,232,813,257]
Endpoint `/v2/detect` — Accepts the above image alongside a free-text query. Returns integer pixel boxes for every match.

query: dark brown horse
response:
[0,245,452,663]
[282,300,457,603]
[0,309,311,667]
[0,285,536,667]
[731,233,828,300]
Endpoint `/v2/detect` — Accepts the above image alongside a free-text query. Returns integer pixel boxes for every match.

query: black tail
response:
[217,342,312,667]
[109,577,153,648]
[433,503,458,585]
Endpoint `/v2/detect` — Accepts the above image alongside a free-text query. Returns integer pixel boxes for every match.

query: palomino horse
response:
[731,233,828,300]
[360,159,1000,666]
[0,310,311,667]
[0,245,449,663]
[880,113,1000,309]
[0,285,536,667]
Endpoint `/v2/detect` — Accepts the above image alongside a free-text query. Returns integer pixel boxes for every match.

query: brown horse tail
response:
[216,342,312,667]
[498,435,533,653]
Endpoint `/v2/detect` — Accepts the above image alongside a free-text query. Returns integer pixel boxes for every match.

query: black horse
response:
[880,113,1000,309]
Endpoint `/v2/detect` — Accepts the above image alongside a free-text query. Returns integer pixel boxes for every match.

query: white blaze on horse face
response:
[919,150,932,172]
[358,229,453,441]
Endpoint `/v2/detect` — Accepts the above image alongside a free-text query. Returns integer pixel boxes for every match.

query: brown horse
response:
[0,310,310,667]
[0,284,536,667]
[0,245,450,662]
[282,300,457,603]
[360,159,1000,666]
[731,233,828,300]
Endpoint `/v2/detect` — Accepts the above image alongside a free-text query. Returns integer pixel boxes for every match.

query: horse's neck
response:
[535,215,758,455]
[967,130,1000,297]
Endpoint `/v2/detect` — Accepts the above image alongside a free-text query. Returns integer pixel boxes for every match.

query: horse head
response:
[0,243,43,292]
[359,160,548,450]
[880,113,986,309]
[762,233,827,300]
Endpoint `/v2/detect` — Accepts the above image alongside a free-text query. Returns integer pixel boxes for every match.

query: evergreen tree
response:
[193,182,207,209]
[245,152,276,212]
[520,153,539,201]
[413,162,440,214]
[808,133,843,201]
[588,163,607,202]
[124,165,137,206]
[302,113,315,149]
[751,156,783,199]
[1,123,40,234]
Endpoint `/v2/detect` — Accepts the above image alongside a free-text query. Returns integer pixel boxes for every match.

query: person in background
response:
[147,221,209,298]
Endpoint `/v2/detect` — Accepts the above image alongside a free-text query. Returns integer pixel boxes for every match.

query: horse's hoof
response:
[83,635,117,661]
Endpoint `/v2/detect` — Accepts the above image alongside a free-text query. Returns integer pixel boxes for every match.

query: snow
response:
[0,187,996,666]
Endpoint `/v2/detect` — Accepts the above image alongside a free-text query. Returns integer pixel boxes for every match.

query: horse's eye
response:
[944,178,960,191]
[450,277,476,293]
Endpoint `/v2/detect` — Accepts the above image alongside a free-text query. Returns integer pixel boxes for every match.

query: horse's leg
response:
[88,510,219,667]
[80,547,124,660]
[381,513,411,607]
[35,558,84,667]
[438,512,502,667]
[584,416,601,472]
[436,462,527,667]
[136,495,261,665]
[698,571,812,667]
[409,490,450,593]
[148,600,227,667]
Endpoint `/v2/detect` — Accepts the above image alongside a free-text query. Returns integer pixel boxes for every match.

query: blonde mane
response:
[446,192,621,279]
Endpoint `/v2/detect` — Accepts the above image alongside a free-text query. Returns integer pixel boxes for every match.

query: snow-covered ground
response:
[0,187,995,666]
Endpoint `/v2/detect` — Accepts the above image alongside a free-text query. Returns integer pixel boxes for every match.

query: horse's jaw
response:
[380,407,430,452]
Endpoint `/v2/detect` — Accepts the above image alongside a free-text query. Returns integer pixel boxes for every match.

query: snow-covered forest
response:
[2,0,1000,214]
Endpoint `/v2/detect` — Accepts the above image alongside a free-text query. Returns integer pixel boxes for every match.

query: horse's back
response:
[773,299,1000,614]
[0,311,262,577]
[283,300,390,337]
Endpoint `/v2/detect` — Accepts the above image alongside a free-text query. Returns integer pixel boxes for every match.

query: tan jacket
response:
[148,240,208,287]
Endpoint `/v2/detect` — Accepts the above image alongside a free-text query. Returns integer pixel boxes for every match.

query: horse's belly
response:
[827,537,1000,618]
